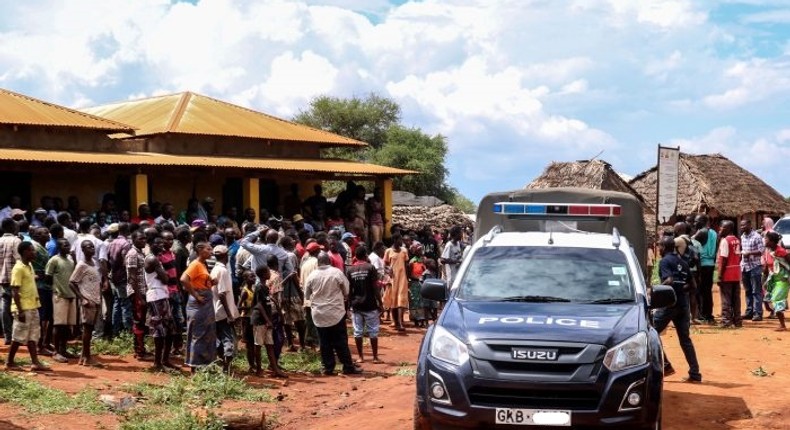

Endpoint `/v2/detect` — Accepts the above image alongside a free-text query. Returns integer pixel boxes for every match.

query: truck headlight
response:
[430,325,469,366]
[603,332,647,372]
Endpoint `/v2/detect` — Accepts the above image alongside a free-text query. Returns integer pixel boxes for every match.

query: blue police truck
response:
[414,188,675,429]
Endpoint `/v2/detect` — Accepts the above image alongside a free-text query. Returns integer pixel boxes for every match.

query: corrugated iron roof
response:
[0,148,414,177]
[82,92,366,146]
[0,88,135,132]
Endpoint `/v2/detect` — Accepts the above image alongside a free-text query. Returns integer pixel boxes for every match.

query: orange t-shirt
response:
[184,260,212,290]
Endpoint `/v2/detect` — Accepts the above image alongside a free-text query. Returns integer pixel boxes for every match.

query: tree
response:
[293,94,476,211]
[370,125,451,200]
[293,94,400,159]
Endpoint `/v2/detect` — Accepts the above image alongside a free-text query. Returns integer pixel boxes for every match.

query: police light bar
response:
[492,203,622,217]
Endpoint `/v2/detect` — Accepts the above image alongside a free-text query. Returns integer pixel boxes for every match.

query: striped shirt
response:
[740,230,765,271]
[158,250,178,294]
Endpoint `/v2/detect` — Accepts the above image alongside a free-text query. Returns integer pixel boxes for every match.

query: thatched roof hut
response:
[629,153,790,221]
[527,160,657,242]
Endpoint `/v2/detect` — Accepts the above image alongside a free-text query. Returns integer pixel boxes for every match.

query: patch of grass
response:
[0,373,105,415]
[125,364,272,409]
[279,350,323,374]
[120,409,225,430]
[395,367,416,377]
[68,332,136,357]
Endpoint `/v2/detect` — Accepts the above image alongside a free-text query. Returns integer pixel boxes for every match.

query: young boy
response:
[45,238,78,363]
[238,270,257,373]
[265,255,285,361]
[69,240,103,367]
[408,244,427,327]
[5,241,51,371]
[251,265,287,378]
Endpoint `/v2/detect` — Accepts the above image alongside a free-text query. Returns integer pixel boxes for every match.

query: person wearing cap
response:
[304,252,361,375]
[10,208,27,223]
[181,242,218,371]
[292,214,314,236]
[210,245,238,373]
[31,208,48,228]
[0,196,22,223]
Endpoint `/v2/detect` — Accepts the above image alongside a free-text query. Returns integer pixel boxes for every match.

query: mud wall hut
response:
[629,153,790,226]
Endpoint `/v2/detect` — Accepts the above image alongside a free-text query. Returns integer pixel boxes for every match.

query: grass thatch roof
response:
[527,159,656,242]
[629,153,790,218]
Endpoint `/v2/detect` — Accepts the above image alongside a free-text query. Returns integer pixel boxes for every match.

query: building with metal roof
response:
[0,88,413,230]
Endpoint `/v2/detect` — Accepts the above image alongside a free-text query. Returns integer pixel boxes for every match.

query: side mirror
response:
[422,278,448,302]
[650,285,676,309]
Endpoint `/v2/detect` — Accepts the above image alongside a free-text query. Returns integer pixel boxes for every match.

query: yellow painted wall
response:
[148,171,229,211]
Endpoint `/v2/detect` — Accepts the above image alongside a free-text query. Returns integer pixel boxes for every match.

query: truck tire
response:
[414,399,431,430]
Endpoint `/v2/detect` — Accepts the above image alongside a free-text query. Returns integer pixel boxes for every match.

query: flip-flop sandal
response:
[371,358,384,364]
[354,358,365,364]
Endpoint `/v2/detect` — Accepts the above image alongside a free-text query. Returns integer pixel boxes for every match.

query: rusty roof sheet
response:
[82,92,366,147]
[0,148,414,177]
[0,88,135,132]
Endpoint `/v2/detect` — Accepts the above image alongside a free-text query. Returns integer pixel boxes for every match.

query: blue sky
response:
[2,0,790,203]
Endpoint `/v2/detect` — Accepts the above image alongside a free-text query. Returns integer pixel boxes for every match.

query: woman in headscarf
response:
[180,242,217,371]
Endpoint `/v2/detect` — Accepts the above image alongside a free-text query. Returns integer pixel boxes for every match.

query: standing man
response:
[5,241,50,371]
[440,226,464,287]
[693,215,717,324]
[145,236,176,371]
[740,219,765,321]
[107,223,132,337]
[304,252,361,376]
[225,228,241,297]
[0,218,21,344]
[159,231,184,357]
[45,238,77,363]
[347,246,383,364]
[655,237,702,383]
[69,240,103,367]
[210,245,238,373]
[126,231,150,360]
[240,228,292,275]
[31,227,54,355]
[154,203,176,229]
[717,221,742,328]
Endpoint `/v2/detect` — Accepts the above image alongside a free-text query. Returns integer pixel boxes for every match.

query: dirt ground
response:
[1,287,789,429]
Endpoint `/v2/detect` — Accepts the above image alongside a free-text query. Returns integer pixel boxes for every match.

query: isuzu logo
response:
[511,348,559,361]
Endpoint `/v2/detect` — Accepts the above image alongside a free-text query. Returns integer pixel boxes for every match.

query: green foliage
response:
[371,125,451,200]
[120,409,225,430]
[125,364,272,409]
[279,349,324,374]
[0,373,105,415]
[294,94,477,212]
[294,93,400,150]
[67,332,136,357]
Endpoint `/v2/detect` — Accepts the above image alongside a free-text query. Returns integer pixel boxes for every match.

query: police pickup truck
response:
[414,188,676,430]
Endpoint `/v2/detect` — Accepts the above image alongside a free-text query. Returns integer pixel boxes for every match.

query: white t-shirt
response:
[73,234,105,267]
[369,252,384,272]
[210,262,238,321]
[441,241,464,285]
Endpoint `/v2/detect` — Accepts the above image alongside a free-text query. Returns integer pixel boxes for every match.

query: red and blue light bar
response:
[492,203,622,217]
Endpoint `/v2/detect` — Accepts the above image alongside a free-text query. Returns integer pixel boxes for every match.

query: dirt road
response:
[1,289,789,429]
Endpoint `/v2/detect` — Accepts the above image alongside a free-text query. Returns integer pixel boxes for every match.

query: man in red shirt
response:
[717,221,742,328]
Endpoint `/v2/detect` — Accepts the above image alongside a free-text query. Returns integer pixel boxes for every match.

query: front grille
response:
[487,344,585,356]
[489,360,581,375]
[468,386,600,410]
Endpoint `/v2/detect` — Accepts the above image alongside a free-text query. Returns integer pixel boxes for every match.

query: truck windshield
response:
[457,246,634,302]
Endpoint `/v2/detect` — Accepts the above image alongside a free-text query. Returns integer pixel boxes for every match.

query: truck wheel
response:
[414,399,431,430]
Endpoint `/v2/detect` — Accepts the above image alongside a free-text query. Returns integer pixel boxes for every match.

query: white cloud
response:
[703,58,790,109]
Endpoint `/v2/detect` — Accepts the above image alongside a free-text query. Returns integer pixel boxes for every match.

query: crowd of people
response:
[0,190,471,377]
[651,214,790,384]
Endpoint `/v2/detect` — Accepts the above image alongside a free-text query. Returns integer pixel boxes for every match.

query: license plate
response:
[495,408,571,426]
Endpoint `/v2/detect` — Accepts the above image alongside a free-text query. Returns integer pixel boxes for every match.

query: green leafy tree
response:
[371,125,451,199]
[293,94,476,210]
[294,94,400,161]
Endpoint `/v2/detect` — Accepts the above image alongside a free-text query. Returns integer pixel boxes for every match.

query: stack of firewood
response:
[392,205,474,232]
